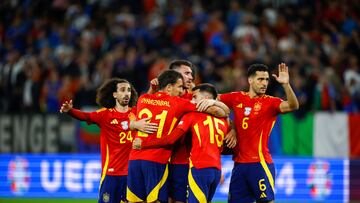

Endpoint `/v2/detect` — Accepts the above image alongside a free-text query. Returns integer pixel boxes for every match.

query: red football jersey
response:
[177,112,229,170]
[181,90,193,100]
[170,91,193,164]
[129,92,197,164]
[79,107,136,176]
[219,91,282,164]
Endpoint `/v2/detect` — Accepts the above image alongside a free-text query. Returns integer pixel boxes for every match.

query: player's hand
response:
[196,99,216,112]
[150,78,159,88]
[60,100,73,113]
[132,117,158,134]
[224,129,237,148]
[272,63,289,85]
[147,78,159,94]
[132,138,142,149]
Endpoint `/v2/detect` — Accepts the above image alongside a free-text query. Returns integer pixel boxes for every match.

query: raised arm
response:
[60,100,90,121]
[272,63,299,113]
[147,78,159,94]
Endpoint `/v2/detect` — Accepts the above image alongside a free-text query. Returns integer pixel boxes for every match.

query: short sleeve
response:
[176,113,194,133]
[87,109,106,124]
[272,97,283,114]
[219,92,238,108]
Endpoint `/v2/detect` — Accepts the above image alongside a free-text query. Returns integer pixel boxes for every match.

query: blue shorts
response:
[188,167,221,203]
[98,175,127,203]
[126,160,168,202]
[168,163,189,202]
[228,162,276,203]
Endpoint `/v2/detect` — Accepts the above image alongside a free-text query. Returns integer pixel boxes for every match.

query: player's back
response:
[178,112,229,170]
[129,92,196,164]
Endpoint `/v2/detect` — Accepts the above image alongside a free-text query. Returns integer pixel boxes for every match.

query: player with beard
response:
[219,63,299,203]
[147,60,235,203]
[60,78,158,203]
[133,83,231,203]
[127,70,229,203]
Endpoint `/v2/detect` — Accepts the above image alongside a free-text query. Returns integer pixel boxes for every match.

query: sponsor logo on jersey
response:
[110,119,118,124]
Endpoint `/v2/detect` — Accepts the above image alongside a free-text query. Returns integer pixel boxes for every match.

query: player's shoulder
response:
[171,95,192,103]
[179,111,200,122]
[185,111,209,120]
[263,94,282,101]
[137,93,158,103]
[96,107,108,113]
[185,111,202,116]
[129,106,137,113]
[221,91,246,97]
[128,107,137,120]
[182,91,193,100]
[139,93,151,99]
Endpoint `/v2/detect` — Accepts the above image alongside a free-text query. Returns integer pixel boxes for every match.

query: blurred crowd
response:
[0,0,359,116]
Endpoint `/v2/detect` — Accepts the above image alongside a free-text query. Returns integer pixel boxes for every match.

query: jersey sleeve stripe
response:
[258,131,275,192]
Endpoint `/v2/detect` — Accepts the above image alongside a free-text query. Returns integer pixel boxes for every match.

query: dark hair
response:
[96,78,138,108]
[247,64,269,77]
[169,59,196,78]
[158,70,184,90]
[192,83,218,99]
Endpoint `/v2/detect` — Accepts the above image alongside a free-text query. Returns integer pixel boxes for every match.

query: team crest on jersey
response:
[103,192,110,202]
[244,107,252,116]
[254,102,262,111]
[121,121,129,130]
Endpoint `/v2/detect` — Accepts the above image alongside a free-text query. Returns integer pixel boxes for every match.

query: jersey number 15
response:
[194,116,225,147]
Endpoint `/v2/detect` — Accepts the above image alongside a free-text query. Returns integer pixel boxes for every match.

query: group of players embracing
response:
[60,60,299,203]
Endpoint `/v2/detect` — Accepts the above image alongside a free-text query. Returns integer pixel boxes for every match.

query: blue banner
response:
[0,154,349,202]
[216,156,349,202]
[0,154,101,198]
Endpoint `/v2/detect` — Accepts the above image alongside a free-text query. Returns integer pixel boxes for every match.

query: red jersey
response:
[70,107,136,176]
[129,92,196,164]
[170,90,193,164]
[219,91,282,164]
[177,112,229,170]
[182,90,193,100]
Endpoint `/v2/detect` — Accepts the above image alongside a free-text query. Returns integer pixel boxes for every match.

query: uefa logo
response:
[7,157,31,195]
[306,160,332,200]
